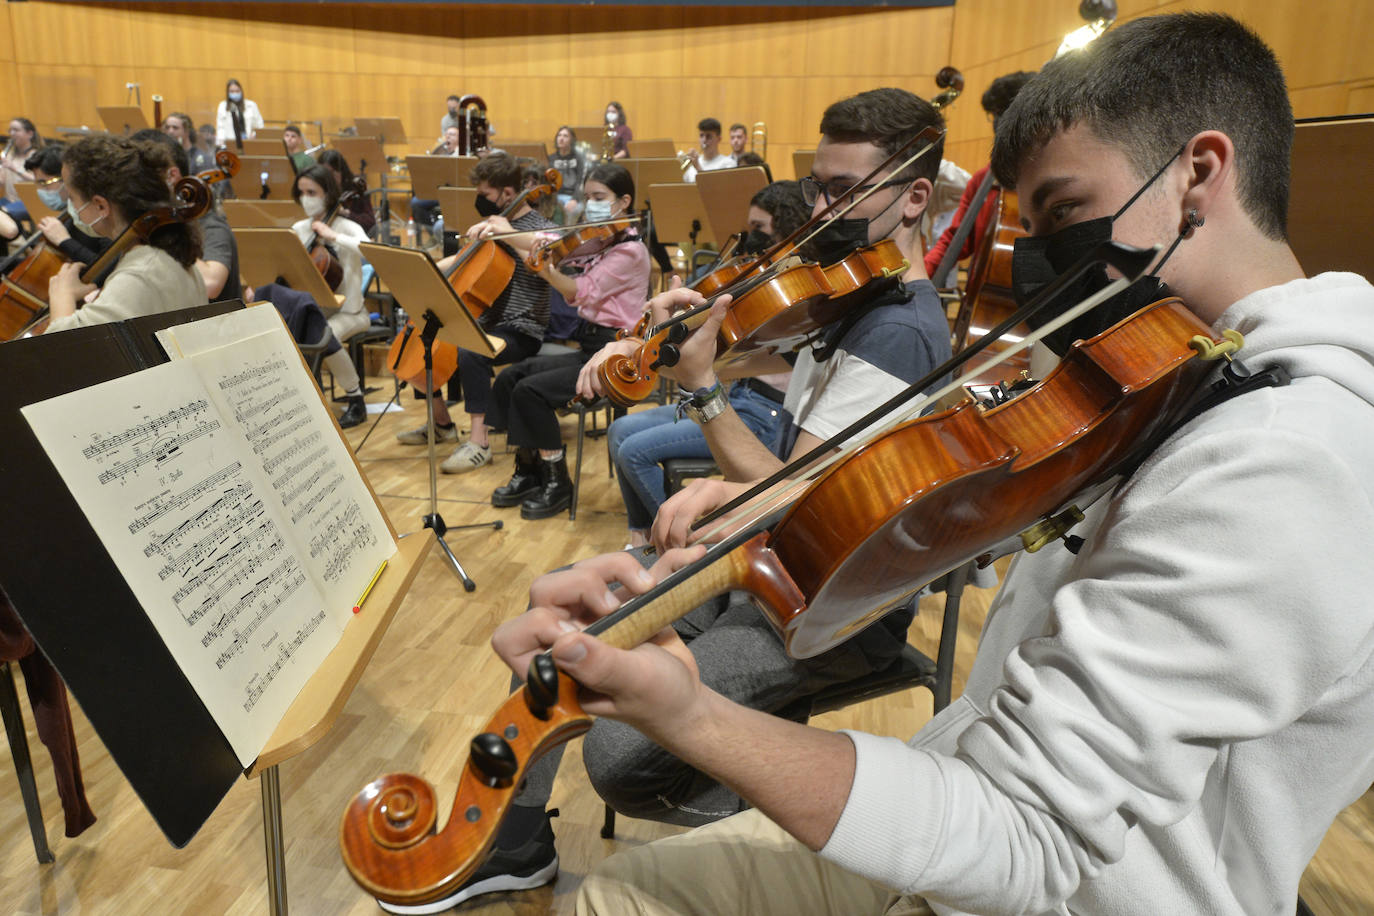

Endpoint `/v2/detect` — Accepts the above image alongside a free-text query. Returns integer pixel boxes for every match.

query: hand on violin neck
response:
[658,295,730,391]
[310,220,337,241]
[576,337,638,401]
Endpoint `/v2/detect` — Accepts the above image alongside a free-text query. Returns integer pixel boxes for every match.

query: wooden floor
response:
[2,385,1372,915]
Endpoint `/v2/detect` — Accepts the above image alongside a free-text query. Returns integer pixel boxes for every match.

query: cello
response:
[339,242,1245,907]
[386,169,563,390]
[0,150,238,339]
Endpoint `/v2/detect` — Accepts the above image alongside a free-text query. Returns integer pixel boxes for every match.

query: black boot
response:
[338,395,366,429]
[491,448,541,507]
[520,454,572,520]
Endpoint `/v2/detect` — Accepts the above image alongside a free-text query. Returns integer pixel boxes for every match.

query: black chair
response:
[662,456,720,495]
[600,563,972,839]
[2,660,54,863]
[564,398,624,521]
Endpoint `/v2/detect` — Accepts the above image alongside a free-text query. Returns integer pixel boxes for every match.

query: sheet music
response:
[23,314,395,766]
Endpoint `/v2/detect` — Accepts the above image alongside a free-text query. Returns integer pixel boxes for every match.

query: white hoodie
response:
[822,273,1374,916]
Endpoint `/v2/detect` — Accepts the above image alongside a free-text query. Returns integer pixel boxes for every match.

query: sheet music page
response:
[22,312,395,766]
[22,361,340,766]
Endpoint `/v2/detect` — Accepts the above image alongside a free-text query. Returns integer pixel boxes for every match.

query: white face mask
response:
[605,110,618,124]
[300,195,325,218]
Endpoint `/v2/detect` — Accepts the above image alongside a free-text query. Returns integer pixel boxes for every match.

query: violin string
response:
[687,269,1154,547]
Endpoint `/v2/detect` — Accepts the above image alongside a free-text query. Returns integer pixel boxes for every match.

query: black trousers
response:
[488,352,588,450]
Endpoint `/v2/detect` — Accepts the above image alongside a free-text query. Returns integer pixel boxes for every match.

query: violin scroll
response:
[340,660,593,907]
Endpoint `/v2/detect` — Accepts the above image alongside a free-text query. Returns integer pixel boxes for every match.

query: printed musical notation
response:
[23,310,394,767]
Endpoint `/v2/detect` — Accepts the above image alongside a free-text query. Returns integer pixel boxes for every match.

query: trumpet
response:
[751,121,767,160]
[602,123,616,162]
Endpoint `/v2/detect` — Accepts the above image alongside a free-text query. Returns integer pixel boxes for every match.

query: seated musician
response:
[395,153,556,472]
[728,122,749,164]
[162,111,212,175]
[482,162,649,518]
[0,144,114,274]
[133,129,241,304]
[549,126,588,221]
[682,117,734,183]
[282,125,314,173]
[44,135,207,333]
[381,88,954,912]
[923,70,1035,286]
[489,14,1374,916]
[290,164,370,427]
[1,117,40,225]
[604,179,809,548]
[316,149,376,238]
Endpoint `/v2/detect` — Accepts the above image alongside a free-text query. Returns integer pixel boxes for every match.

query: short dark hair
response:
[698,118,722,136]
[991,12,1293,240]
[25,144,64,178]
[729,123,747,134]
[283,124,303,137]
[818,87,945,185]
[981,71,1035,119]
[750,180,809,240]
[316,148,359,189]
[293,163,341,213]
[131,128,190,178]
[585,162,635,210]
[471,153,523,193]
[734,151,772,182]
[447,94,461,104]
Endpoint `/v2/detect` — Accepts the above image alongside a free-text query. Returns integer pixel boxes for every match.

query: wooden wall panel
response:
[0,0,1368,186]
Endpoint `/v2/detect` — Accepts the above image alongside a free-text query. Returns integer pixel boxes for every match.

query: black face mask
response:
[1010,143,1188,356]
[474,194,503,218]
[740,228,773,256]
[799,217,868,265]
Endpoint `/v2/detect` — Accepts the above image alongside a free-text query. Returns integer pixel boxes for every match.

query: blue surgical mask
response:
[228,91,243,103]
[584,199,615,223]
[67,198,101,236]
[37,188,64,210]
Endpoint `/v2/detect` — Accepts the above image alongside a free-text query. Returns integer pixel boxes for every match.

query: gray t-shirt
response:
[198,207,241,303]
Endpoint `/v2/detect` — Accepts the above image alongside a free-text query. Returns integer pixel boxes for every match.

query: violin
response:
[950,187,1029,382]
[306,196,349,292]
[525,213,641,273]
[0,150,237,340]
[340,290,1235,907]
[387,170,562,391]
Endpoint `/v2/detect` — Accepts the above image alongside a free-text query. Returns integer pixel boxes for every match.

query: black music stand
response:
[359,242,503,591]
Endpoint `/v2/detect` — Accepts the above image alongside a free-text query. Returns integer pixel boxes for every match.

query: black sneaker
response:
[375,809,558,913]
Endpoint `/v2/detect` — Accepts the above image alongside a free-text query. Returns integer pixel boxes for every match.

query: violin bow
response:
[690,240,1161,540]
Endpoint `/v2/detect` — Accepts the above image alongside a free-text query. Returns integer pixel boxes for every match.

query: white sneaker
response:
[441,441,492,473]
[396,423,459,445]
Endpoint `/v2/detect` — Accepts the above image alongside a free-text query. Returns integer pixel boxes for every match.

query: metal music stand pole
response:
[412,309,500,591]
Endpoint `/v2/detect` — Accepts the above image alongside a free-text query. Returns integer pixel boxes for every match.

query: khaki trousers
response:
[577,808,933,916]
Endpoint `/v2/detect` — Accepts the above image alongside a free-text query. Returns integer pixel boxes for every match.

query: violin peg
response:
[470,733,519,786]
[524,654,560,717]
[649,343,680,372]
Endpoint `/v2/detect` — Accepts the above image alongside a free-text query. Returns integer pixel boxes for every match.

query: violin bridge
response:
[1020,505,1086,554]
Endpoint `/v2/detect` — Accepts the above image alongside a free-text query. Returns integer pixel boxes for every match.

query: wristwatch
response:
[678,381,728,425]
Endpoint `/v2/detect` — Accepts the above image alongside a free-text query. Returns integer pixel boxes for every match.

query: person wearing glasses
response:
[386,88,953,914]
[0,144,114,274]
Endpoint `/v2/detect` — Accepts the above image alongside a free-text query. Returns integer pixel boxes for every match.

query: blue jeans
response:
[606,384,784,532]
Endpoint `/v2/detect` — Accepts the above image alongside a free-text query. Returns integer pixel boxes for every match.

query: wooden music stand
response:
[627,157,689,192]
[571,125,604,146]
[498,141,548,160]
[407,155,479,198]
[793,149,817,181]
[239,138,287,156]
[235,155,297,200]
[1289,115,1374,280]
[222,199,306,229]
[628,138,676,158]
[648,182,715,255]
[330,135,386,184]
[437,187,478,232]
[697,165,768,247]
[96,105,149,135]
[355,117,407,147]
[13,182,60,220]
[232,227,340,311]
[255,126,286,140]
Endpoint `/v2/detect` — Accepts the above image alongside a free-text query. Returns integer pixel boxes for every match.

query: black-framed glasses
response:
[800,175,908,207]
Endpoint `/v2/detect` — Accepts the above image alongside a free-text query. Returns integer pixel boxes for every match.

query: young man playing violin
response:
[371,89,955,914]
[395,153,555,473]
[483,13,1374,916]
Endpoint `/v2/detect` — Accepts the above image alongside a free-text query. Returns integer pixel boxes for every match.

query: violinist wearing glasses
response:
[373,88,954,913]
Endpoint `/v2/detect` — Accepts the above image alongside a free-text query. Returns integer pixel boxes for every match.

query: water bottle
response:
[405,218,416,247]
